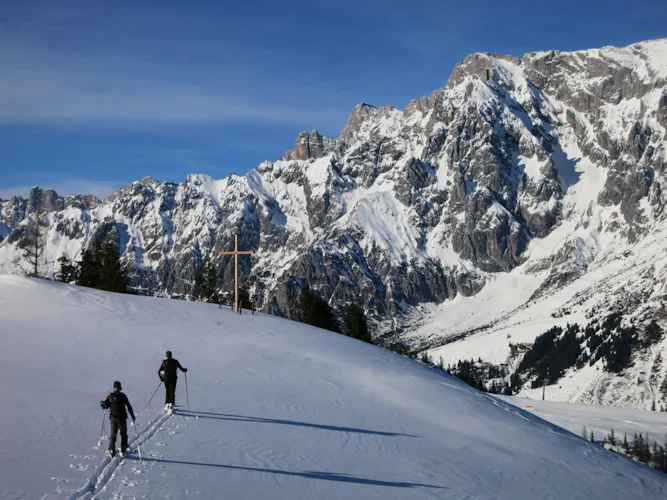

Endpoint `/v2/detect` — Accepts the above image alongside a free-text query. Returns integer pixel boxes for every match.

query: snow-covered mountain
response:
[2,38,667,409]
[1,276,665,499]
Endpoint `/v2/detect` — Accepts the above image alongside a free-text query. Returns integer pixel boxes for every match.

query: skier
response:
[158,351,187,411]
[100,381,135,458]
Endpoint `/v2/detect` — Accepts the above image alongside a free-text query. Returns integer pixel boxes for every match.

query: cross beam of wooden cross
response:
[219,234,255,313]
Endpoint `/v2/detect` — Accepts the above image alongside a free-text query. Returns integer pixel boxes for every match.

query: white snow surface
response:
[1,276,666,499]
[497,396,667,445]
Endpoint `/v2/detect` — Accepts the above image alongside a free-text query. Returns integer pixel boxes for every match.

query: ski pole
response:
[185,372,190,411]
[145,381,163,410]
[100,409,106,440]
[133,421,142,462]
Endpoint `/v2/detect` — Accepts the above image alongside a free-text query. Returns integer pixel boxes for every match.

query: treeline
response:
[511,314,663,392]
[515,323,583,389]
[193,263,374,344]
[296,286,372,344]
[412,354,512,395]
[446,358,511,394]
[56,240,128,293]
[59,246,373,344]
[585,427,667,474]
[430,312,666,411]
[193,261,251,308]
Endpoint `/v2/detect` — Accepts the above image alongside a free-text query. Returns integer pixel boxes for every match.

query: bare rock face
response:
[451,188,528,272]
[447,53,521,88]
[2,38,667,341]
[658,90,667,130]
[523,47,661,112]
[28,188,63,213]
[282,130,333,161]
[340,103,379,141]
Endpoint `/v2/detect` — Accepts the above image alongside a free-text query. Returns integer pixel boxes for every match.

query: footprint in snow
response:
[69,464,91,472]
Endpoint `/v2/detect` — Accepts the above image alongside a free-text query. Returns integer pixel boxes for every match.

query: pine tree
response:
[344,303,372,343]
[590,431,595,443]
[657,444,667,473]
[297,285,340,333]
[76,240,128,293]
[195,261,219,303]
[238,285,250,310]
[608,428,616,446]
[77,245,102,289]
[56,253,79,283]
[623,434,630,453]
[651,400,656,411]
[582,426,588,440]
[634,433,648,462]
[17,210,48,278]
[98,241,128,293]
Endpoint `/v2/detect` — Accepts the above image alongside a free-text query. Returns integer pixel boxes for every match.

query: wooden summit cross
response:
[219,234,255,313]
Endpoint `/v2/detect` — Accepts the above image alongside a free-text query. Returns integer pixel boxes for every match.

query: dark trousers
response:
[165,378,177,404]
[108,417,128,452]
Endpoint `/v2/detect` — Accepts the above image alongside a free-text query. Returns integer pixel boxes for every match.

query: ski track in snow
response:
[68,410,172,500]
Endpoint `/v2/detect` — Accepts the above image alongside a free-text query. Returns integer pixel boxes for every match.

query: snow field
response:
[498,396,667,446]
[0,276,666,499]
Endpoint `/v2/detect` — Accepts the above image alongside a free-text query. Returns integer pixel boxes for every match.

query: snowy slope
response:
[1,276,666,499]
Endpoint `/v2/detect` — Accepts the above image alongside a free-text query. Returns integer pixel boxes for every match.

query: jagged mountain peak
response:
[280,128,339,161]
[446,52,522,89]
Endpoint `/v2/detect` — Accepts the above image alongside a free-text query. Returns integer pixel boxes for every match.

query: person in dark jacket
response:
[101,381,135,457]
[158,351,187,410]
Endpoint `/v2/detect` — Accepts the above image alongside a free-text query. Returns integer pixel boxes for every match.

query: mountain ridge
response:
[2,37,667,409]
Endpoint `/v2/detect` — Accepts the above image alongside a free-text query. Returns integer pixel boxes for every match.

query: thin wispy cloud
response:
[1,0,665,194]
[0,44,349,127]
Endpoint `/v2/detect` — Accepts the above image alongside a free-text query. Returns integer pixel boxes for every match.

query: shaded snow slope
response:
[0,277,666,499]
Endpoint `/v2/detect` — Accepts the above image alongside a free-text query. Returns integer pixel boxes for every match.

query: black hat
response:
[113,381,122,389]
[166,351,172,358]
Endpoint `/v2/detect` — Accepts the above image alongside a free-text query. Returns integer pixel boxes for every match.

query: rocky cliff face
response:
[2,39,667,408]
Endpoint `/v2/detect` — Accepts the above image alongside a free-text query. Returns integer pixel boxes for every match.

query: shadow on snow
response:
[175,409,418,437]
[127,457,443,489]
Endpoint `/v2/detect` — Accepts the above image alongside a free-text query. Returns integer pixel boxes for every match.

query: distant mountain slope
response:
[1,38,667,409]
[0,276,665,499]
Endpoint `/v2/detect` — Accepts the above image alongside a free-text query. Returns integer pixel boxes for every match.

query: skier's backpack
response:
[107,392,127,418]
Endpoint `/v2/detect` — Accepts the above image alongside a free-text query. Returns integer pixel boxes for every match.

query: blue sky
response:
[1,0,665,199]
